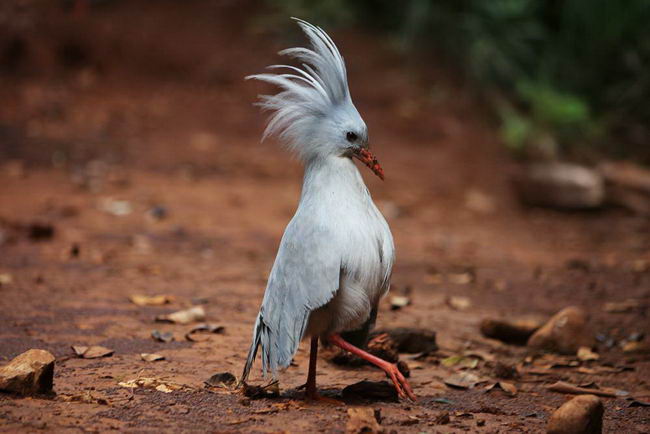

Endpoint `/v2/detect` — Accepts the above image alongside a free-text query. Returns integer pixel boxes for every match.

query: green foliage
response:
[266,0,650,159]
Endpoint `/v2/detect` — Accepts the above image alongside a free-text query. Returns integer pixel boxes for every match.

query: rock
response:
[346,407,381,433]
[547,394,603,434]
[0,349,55,395]
[528,306,592,354]
[342,380,398,402]
[371,327,438,354]
[514,163,604,209]
[480,318,541,345]
[599,161,650,194]
[600,146,650,216]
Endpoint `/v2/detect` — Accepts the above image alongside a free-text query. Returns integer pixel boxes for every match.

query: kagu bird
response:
[241,18,415,401]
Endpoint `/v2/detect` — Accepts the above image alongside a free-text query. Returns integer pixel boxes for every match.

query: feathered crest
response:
[247,18,353,159]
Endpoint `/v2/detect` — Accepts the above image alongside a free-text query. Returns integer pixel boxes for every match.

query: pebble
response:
[0,349,55,395]
[527,306,592,354]
[547,394,603,434]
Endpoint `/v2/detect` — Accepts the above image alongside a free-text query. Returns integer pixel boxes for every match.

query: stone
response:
[0,349,55,395]
[480,318,541,345]
[346,407,381,433]
[547,394,603,434]
[514,163,604,209]
[528,306,592,354]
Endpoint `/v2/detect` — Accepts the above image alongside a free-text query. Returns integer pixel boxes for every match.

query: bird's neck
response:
[300,155,369,202]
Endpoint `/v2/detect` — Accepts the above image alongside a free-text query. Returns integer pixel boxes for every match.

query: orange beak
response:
[352,147,384,180]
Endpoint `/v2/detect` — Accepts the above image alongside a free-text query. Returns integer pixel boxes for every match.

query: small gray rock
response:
[515,163,604,209]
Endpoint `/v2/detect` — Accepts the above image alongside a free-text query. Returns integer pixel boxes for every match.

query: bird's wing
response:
[241,215,340,381]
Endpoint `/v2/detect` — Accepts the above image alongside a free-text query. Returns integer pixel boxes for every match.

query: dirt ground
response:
[1,2,649,432]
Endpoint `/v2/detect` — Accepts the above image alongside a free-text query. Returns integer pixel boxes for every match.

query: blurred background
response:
[0,1,649,431]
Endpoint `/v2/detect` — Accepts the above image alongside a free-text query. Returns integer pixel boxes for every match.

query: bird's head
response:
[247,18,384,180]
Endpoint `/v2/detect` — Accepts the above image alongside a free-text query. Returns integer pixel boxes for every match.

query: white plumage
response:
[241,18,413,401]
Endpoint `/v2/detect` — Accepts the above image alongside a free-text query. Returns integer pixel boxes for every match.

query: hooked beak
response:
[352,147,385,180]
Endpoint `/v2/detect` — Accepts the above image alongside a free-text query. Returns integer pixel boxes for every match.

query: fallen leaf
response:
[185,323,225,342]
[118,377,183,393]
[100,198,132,216]
[441,355,479,369]
[141,353,165,362]
[156,306,206,324]
[627,398,650,407]
[431,397,454,405]
[129,294,174,306]
[497,381,517,395]
[151,330,174,343]
[253,407,279,415]
[576,366,628,375]
[0,273,13,286]
[205,372,237,388]
[577,346,600,361]
[448,272,473,285]
[622,341,650,354]
[444,372,481,389]
[155,384,175,393]
[546,381,629,398]
[603,299,643,313]
[446,296,472,311]
[72,345,113,359]
[242,381,280,399]
[390,295,410,310]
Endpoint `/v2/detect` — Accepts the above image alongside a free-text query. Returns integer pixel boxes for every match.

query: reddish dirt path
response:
[1,2,649,432]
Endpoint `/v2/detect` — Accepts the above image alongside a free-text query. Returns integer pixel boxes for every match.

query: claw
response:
[385,363,416,401]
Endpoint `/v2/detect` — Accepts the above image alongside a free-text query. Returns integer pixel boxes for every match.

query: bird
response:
[240,18,415,401]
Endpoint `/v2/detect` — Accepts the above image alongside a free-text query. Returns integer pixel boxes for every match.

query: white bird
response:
[240,18,415,401]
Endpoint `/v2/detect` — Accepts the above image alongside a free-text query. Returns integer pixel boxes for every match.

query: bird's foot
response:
[382,363,417,401]
[327,333,417,401]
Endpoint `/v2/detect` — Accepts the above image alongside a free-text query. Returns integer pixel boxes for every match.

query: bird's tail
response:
[239,314,263,386]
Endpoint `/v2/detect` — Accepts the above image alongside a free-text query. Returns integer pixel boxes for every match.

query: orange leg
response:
[328,333,416,401]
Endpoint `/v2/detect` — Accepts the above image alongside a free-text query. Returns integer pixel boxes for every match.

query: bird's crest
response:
[247,18,353,160]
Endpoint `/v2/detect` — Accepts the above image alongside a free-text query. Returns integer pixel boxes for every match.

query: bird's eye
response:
[346,131,358,142]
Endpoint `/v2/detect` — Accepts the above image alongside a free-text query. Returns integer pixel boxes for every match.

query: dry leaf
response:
[205,372,237,388]
[546,381,629,398]
[576,366,627,375]
[622,341,650,354]
[155,384,175,393]
[485,381,517,395]
[141,353,165,362]
[441,355,479,369]
[603,299,643,313]
[390,295,410,310]
[129,294,174,306]
[498,381,517,395]
[156,306,205,324]
[118,377,182,393]
[0,273,13,285]
[446,296,471,311]
[242,381,280,399]
[577,346,599,361]
[444,371,481,389]
[185,323,225,342]
[72,345,113,359]
[151,330,174,343]
[448,272,473,285]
